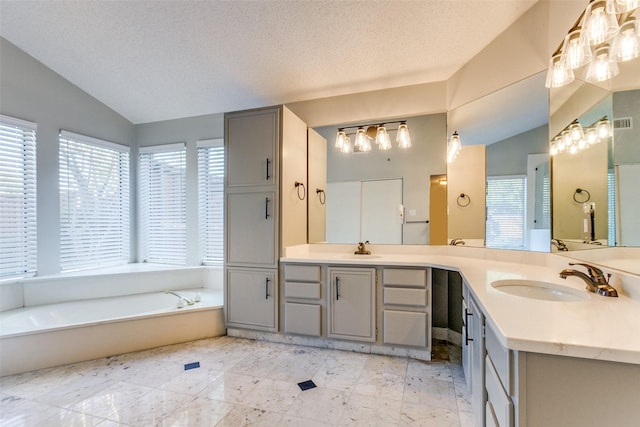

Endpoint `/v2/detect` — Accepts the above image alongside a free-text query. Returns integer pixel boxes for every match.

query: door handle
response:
[265,197,270,219]
[265,277,270,299]
[464,308,473,345]
[266,158,271,181]
[336,276,340,300]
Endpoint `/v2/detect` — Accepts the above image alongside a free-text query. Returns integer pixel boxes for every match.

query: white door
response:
[361,179,403,244]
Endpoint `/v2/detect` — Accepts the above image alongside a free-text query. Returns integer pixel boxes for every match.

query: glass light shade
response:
[585,45,619,83]
[561,130,573,148]
[447,132,461,163]
[360,136,372,152]
[376,126,391,150]
[545,53,575,88]
[335,130,346,149]
[355,128,367,149]
[583,0,620,45]
[569,122,585,141]
[340,135,353,154]
[612,17,640,62]
[555,135,566,151]
[586,127,599,144]
[597,119,612,138]
[561,29,592,69]
[396,123,412,148]
[577,138,587,150]
[550,143,558,156]
[569,144,578,154]
[613,0,639,12]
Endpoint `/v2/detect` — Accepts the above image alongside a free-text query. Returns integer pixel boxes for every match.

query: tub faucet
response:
[559,263,618,297]
[354,241,371,255]
[450,238,466,246]
[165,291,195,306]
[551,239,568,251]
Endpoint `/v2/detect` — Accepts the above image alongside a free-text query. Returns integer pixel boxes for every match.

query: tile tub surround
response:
[0,336,473,426]
[281,244,640,365]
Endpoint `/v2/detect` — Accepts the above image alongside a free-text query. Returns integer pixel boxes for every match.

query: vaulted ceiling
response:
[0,1,538,124]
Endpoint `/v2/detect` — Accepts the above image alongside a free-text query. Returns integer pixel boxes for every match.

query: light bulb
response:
[612,17,640,62]
[586,127,599,144]
[376,126,391,150]
[360,136,372,152]
[585,44,619,83]
[447,132,461,163]
[583,0,619,46]
[561,28,592,69]
[561,130,572,148]
[578,138,587,150]
[569,144,578,154]
[597,119,611,139]
[569,122,584,141]
[355,128,367,150]
[545,53,575,88]
[335,130,346,149]
[550,141,558,156]
[396,123,412,148]
[340,135,353,154]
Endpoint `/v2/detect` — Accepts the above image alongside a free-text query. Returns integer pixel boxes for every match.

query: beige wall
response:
[447,145,486,241]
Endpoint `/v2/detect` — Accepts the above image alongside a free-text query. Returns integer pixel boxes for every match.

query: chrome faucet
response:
[559,262,618,297]
[165,291,196,306]
[354,241,371,255]
[450,238,466,246]
[551,238,568,251]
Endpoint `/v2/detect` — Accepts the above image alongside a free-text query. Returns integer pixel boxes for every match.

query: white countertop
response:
[281,244,640,365]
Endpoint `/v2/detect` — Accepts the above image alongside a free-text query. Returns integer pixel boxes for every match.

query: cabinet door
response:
[328,267,376,342]
[469,294,486,427]
[226,191,277,266]
[226,268,277,330]
[225,108,279,188]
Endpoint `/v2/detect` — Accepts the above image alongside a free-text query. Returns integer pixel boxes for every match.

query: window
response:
[59,131,130,272]
[139,144,186,264]
[486,175,526,250]
[608,169,616,245]
[0,115,37,278]
[197,139,224,265]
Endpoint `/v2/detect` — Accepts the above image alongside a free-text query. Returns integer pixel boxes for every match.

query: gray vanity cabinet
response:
[226,191,277,267]
[282,264,322,337]
[328,267,376,342]
[226,108,278,188]
[226,267,277,331]
[462,282,486,427]
[382,268,431,349]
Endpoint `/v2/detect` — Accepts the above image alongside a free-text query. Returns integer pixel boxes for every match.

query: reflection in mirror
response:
[447,72,551,251]
[311,114,447,245]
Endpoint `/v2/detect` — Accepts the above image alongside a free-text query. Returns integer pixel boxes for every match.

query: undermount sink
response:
[491,279,589,302]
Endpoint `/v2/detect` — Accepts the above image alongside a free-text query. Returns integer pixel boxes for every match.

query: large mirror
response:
[550,57,640,275]
[447,72,551,251]
[311,113,447,245]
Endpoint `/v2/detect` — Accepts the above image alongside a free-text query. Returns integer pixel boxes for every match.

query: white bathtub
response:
[0,289,225,376]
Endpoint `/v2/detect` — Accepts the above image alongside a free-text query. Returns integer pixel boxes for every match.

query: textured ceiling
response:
[0,0,538,124]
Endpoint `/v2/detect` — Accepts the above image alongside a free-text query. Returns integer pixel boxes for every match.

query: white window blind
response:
[0,115,37,278]
[59,130,130,272]
[486,175,526,250]
[197,139,224,266]
[608,169,616,245]
[139,144,186,264]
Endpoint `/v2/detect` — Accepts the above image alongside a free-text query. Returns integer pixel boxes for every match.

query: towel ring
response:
[295,181,306,200]
[316,188,326,205]
[457,193,471,207]
[573,188,590,203]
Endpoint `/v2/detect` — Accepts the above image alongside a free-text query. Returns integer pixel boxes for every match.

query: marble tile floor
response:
[0,337,472,426]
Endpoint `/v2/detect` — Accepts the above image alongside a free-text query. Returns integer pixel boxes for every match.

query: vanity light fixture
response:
[545,0,639,88]
[550,116,612,155]
[333,121,411,153]
[447,131,462,163]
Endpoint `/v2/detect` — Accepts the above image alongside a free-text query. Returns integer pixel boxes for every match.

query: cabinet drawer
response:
[485,355,513,427]
[383,310,427,347]
[383,288,427,307]
[284,281,321,299]
[383,268,426,287]
[284,264,321,282]
[485,322,512,394]
[284,303,321,336]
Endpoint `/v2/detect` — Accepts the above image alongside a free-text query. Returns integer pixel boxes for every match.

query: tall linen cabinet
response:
[224,105,308,331]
